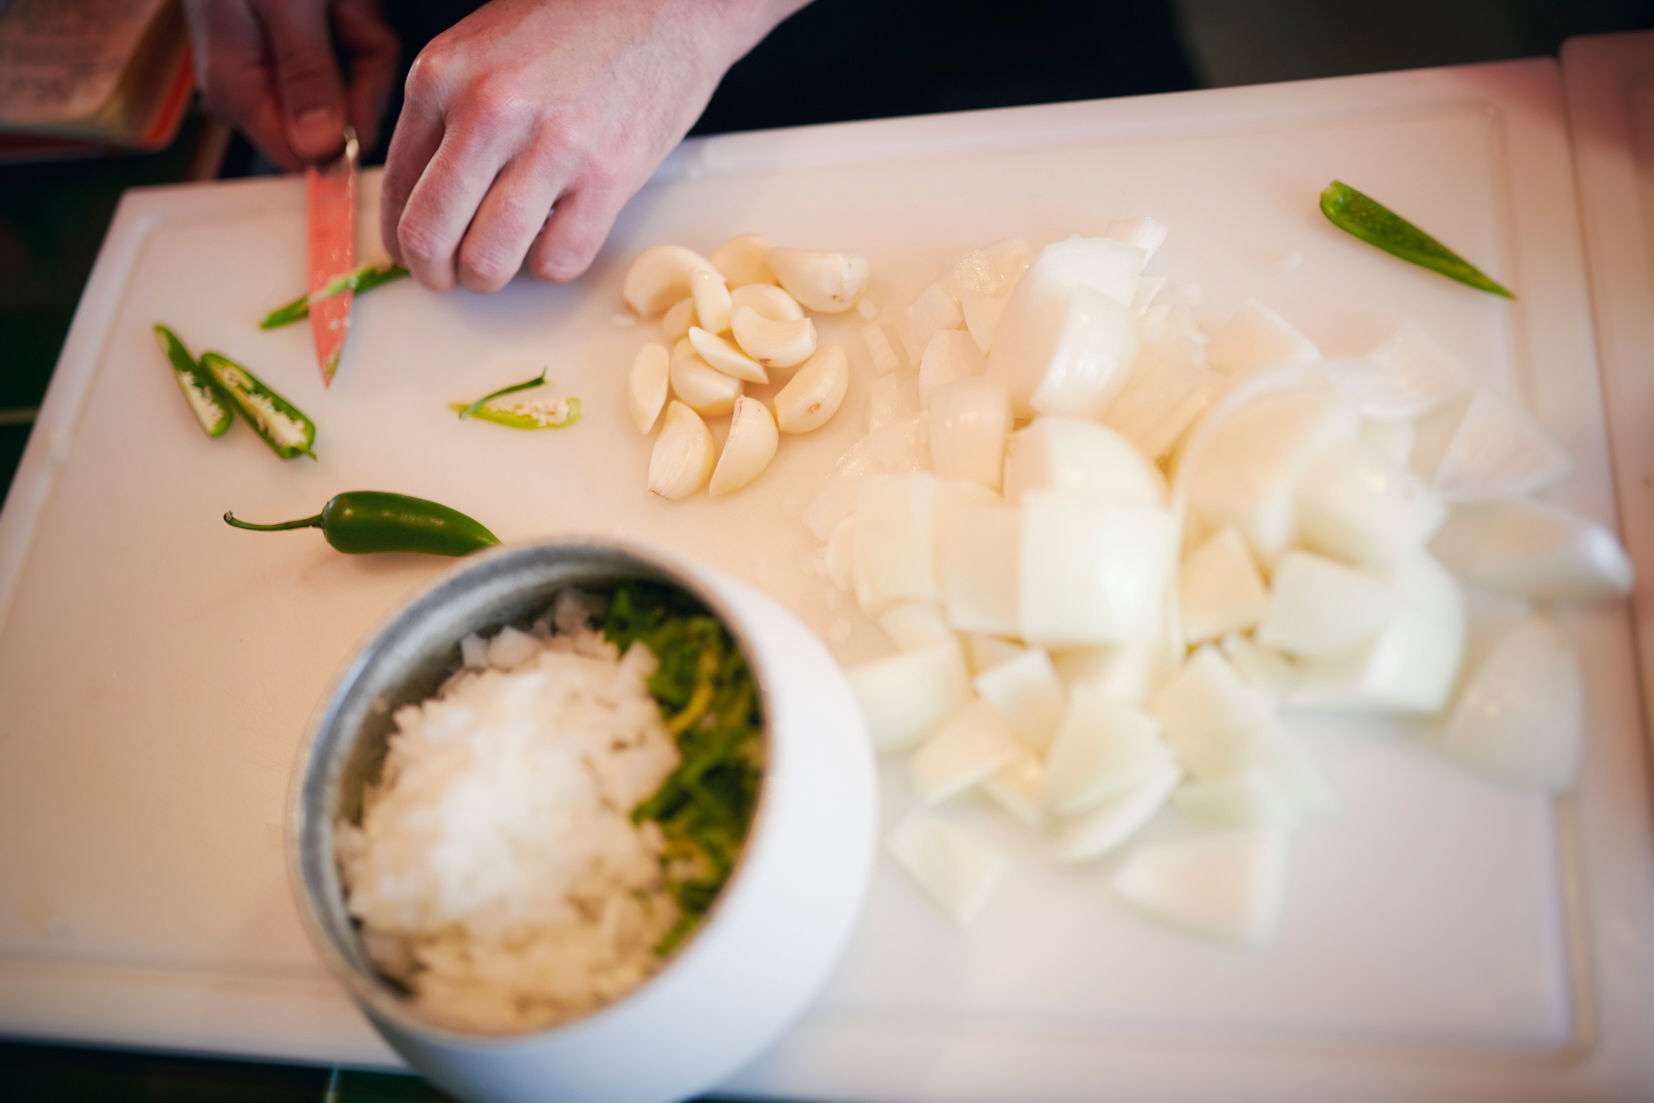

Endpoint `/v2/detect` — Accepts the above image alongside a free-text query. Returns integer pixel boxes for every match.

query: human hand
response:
[185,0,400,169]
[380,0,805,292]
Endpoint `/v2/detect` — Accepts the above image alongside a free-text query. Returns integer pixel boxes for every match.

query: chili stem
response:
[223,511,323,532]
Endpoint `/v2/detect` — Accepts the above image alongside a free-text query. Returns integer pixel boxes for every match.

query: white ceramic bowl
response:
[290,539,877,1103]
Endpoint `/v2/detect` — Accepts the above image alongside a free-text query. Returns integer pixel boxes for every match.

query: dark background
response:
[2,0,1652,1098]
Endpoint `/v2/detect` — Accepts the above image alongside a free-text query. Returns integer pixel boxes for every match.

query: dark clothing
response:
[364,1,1194,160]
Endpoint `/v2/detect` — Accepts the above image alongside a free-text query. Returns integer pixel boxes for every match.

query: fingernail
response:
[292,107,343,159]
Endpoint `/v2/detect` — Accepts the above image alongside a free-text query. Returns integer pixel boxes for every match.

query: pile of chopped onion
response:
[819,223,1631,943]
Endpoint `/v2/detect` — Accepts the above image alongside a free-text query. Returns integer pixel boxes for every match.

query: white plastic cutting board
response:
[2,58,1651,1099]
[1564,31,1654,763]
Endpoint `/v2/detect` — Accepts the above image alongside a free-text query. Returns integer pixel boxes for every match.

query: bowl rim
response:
[287,535,783,1048]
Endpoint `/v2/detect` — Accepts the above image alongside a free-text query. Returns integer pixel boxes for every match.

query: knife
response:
[306,126,359,385]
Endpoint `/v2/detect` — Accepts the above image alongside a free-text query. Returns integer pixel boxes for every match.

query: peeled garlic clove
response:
[627,342,669,433]
[767,247,870,313]
[648,400,715,499]
[710,234,773,288]
[622,245,717,317]
[775,345,849,433]
[731,304,817,370]
[689,267,733,335]
[688,325,768,384]
[709,395,780,496]
[731,282,805,321]
[659,296,696,342]
[669,349,742,416]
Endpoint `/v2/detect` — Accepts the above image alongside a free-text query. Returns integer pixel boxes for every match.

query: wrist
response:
[696,0,810,69]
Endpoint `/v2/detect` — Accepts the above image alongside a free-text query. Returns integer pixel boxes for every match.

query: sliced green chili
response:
[1320,180,1513,298]
[153,324,233,437]
[456,369,547,419]
[259,263,410,330]
[224,490,499,556]
[598,583,763,958]
[200,351,318,459]
[447,371,581,431]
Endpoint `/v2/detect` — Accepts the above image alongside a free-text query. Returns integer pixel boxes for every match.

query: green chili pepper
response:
[456,369,547,419]
[223,490,500,556]
[153,324,233,437]
[1319,180,1514,298]
[200,351,318,460]
[259,263,410,330]
[447,370,582,431]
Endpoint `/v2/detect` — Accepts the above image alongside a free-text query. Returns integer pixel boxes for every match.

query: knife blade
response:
[306,126,359,385]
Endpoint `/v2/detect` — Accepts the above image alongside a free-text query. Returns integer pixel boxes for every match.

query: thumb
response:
[258,0,346,162]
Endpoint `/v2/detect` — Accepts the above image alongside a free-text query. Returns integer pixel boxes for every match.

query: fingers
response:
[256,0,346,162]
[378,80,444,268]
[393,122,516,290]
[525,176,629,284]
[331,0,401,150]
[456,149,569,292]
[185,0,300,169]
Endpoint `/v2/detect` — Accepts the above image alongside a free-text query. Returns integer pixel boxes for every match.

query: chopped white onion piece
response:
[1257,551,1393,658]
[898,283,964,362]
[887,811,1008,926]
[1183,385,1360,562]
[938,501,1021,636]
[1018,492,1179,646]
[987,266,1138,418]
[1205,300,1319,378]
[981,750,1046,829]
[1430,499,1633,603]
[1361,416,1417,467]
[1018,492,1178,647]
[918,329,986,404]
[942,237,1034,299]
[1355,321,1469,417]
[1043,693,1173,814]
[928,377,1011,490]
[1103,216,1169,263]
[862,322,903,375]
[1053,755,1180,863]
[869,372,921,433]
[485,626,538,671]
[1436,616,1583,790]
[1179,526,1268,644]
[1410,386,1573,503]
[963,633,1027,675]
[1171,768,1303,828]
[853,473,940,614]
[1103,308,1221,463]
[974,647,1065,752]
[1295,438,1446,568]
[1151,647,1285,780]
[909,698,1023,804]
[1110,828,1289,945]
[1290,551,1465,715]
[1218,633,1300,699]
[960,290,1011,354]
[1051,640,1164,706]
[878,602,955,651]
[845,640,971,752]
[1002,416,1166,507]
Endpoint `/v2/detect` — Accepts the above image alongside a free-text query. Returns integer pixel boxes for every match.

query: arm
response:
[378,0,812,292]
